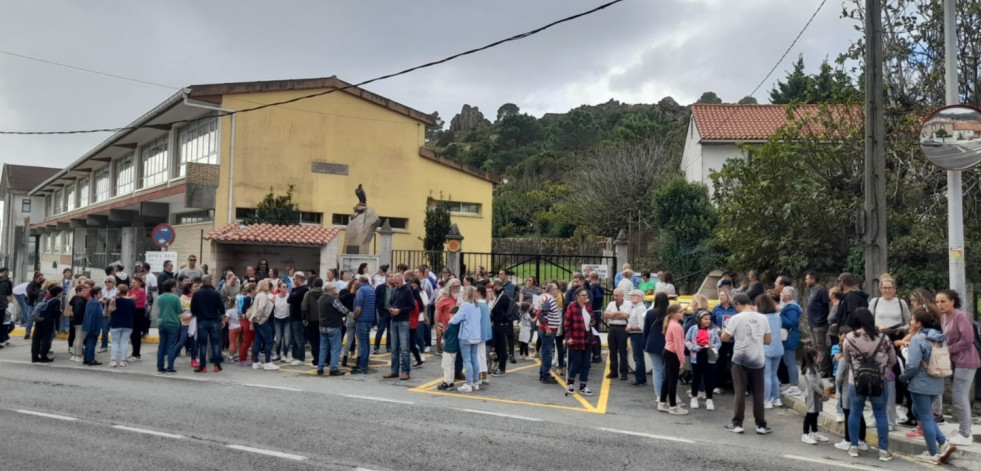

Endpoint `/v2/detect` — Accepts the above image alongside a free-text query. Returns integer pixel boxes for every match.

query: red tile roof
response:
[691,104,862,141]
[953,121,981,132]
[205,223,340,246]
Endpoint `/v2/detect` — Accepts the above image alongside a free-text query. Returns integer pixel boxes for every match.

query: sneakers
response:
[263,362,280,371]
[540,377,558,384]
[239,360,252,367]
[763,400,773,409]
[713,388,723,395]
[812,432,829,442]
[801,433,817,445]
[491,369,505,377]
[579,387,594,396]
[457,383,473,393]
[213,364,222,373]
[756,425,772,435]
[110,361,118,368]
[253,362,262,370]
[835,412,845,423]
[472,382,480,391]
[437,382,453,391]
[857,440,869,451]
[723,423,744,434]
[906,427,924,438]
[847,446,859,457]
[271,355,281,362]
[329,370,344,376]
[697,391,706,399]
[948,433,974,446]
[118,361,126,367]
[783,386,802,396]
[939,441,957,463]
[316,369,324,376]
[878,451,893,462]
[290,360,302,366]
[97,347,107,353]
[915,452,941,465]
[657,402,670,412]
[191,359,200,369]
[690,397,699,409]
[568,384,575,394]
[833,440,850,450]
[705,399,715,411]
[668,406,689,415]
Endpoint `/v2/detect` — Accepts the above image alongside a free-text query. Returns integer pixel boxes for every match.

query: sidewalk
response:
[780,385,981,469]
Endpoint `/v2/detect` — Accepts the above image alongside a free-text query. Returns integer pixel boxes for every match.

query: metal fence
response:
[72,227,157,278]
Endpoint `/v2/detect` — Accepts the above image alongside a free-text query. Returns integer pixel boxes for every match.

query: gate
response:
[72,227,157,279]
[460,252,616,286]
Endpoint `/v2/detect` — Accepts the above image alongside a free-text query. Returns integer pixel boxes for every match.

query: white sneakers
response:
[915,452,941,465]
[948,433,974,446]
[263,362,280,371]
[783,386,802,396]
[657,402,670,412]
[812,432,829,442]
[668,405,689,415]
[457,383,472,393]
[705,399,715,411]
[833,440,850,450]
[289,359,302,366]
[836,412,845,423]
[801,433,817,445]
[801,432,829,444]
[253,362,262,370]
[690,397,699,409]
[764,400,774,410]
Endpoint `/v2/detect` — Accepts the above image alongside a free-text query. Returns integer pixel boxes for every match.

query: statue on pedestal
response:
[343,184,380,254]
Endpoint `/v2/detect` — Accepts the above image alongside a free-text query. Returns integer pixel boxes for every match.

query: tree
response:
[246,185,300,225]
[425,111,444,143]
[696,91,723,104]
[423,200,451,253]
[935,128,949,142]
[546,108,603,154]
[769,56,811,104]
[496,103,520,122]
[737,96,759,105]
[652,177,718,293]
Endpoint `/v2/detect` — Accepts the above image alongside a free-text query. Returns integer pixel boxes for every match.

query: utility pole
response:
[863,0,887,295]
[943,0,966,302]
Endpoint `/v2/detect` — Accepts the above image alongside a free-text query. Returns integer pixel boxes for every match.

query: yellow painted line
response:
[410,377,445,392]
[594,353,612,414]
[416,388,597,413]
[552,367,597,411]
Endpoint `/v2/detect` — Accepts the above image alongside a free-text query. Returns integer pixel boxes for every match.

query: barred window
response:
[178,117,218,177]
[141,135,169,188]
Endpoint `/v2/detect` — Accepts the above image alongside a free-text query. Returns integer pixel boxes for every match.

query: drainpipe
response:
[182,90,236,225]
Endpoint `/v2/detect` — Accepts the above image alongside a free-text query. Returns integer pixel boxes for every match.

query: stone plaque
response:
[312,162,349,175]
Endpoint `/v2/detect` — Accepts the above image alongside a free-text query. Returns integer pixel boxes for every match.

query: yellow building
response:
[29,76,496,279]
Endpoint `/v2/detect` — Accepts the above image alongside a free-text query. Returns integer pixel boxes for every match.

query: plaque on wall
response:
[312,162,350,175]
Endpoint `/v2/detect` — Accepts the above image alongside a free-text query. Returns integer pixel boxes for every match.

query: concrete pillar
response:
[378,219,393,269]
[614,229,629,268]
[445,223,463,276]
[320,237,340,276]
[120,227,138,277]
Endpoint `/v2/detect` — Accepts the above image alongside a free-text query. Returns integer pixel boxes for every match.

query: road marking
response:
[343,394,414,405]
[243,384,301,392]
[227,444,306,461]
[596,427,695,444]
[112,425,184,439]
[459,408,542,421]
[16,409,77,421]
[782,454,886,471]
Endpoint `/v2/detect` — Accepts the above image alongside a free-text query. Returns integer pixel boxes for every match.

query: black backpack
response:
[850,335,887,397]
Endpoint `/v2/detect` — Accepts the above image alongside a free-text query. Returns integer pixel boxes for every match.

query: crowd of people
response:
[1,260,977,465]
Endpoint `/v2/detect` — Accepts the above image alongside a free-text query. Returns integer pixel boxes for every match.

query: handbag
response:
[707,347,718,362]
[781,328,789,341]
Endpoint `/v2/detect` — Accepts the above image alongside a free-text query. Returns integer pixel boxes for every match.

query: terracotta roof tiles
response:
[691,104,862,141]
[205,223,339,246]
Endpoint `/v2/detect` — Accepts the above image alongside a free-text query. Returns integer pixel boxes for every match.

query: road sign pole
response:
[944,0,966,302]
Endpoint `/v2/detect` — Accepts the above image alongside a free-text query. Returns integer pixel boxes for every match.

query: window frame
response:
[114,154,135,196]
[140,135,170,189]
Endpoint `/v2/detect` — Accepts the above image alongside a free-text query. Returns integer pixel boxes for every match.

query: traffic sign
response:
[152,223,176,248]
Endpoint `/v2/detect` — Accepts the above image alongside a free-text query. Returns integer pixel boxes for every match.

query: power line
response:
[0,49,180,91]
[745,0,829,99]
[0,0,626,136]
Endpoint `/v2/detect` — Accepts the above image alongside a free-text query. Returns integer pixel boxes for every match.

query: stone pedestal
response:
[445,224,463,276]
[343,206,381,254]
[614,229,629,268]
[378,219,393,269]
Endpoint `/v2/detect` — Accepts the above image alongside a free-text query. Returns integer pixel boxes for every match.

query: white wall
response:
[681,117,703,185]
[680,119,747,197]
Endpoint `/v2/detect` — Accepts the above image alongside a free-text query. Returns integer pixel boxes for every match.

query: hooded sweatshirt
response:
[301,287,324,324]
[780,300,802,350]
[898,327,948,395]
[941,310,981,369]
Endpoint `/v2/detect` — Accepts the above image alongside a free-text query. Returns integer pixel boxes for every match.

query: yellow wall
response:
[213,89,493,252]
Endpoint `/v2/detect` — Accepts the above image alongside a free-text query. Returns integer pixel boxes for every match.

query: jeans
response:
[848,384,889,451]
[764,356,782,403]
[342,318,357,356]
[291,320,306,361]
[460,340,480,385]
[356,322,372,371]
[100,316,110,349]
[912,392,947,454]
[389,320,411,374]
[178,325,198,358]
[810,325,831,376]
[782,348,799,384]
[14,295,31,334]
[252,321,273,363]
[304,322,320,365]
[273,317,291,357]
[196,320,223,366]
[59,313,70,333]
[375,311,391,350]
[109,327,132,362]
[568,348,591,386]
[629,333,646,383]
[318,327,343,372]
[157,325,179,371]
[648,352,665,397]
[607,325,628,376]
[539,333,555,380]
[951,367,977,438]
[83,331,98,363]
[731,363,766,427]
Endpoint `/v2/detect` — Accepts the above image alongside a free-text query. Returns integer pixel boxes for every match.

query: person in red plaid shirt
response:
[564,288,595,396]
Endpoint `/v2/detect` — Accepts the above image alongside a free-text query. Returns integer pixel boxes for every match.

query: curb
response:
[10,327,160,344]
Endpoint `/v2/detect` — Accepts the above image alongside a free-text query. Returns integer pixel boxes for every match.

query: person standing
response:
[384,274,414,380]
[537,284,561,384]
[128,278,147,361]
[626,290,648,386]
[935,289,979,447]
[59,268,72,334]
[759,294,784,409]
[81,287,104,366]
[805,273,832,377]
[316,284,348,376]
[435,279,461,355]
[108,284,135,367]
[271,281,291,362]
[250,280,277,370]
[68,285,88,361]
[157,261,176,291]
[450,286,482,392]
[712,290,738,393]
[835,273,869,331]
[155,279,182,373]
[604,289,631,381]
[287,272,309,366]
[779,286,803,396]
[301,277,324,368]
[191,275,226,373]
[24,271,45,340]
[490,279,513,376]
[685,310,720,410]
[0,268,11,346]
[374,274,392,354]
[722,293,772,435]
[177,255,203,281]
[661,304,689,414]
[645,293,670,401]
[868,276,909,430]
[841,308,896,461]
[352,276,376,374]
[744,271,764,302]
[564,288,595,396]
[30,285,62,363]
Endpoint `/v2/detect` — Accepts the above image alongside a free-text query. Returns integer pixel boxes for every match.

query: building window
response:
[94,169,110,203]
[431,200,482,215]
[78,178,90,208]
[331,214,350,226]
[141,135,169,188]
[44,195,51,218]
[178,116,218,177]
[65,183,76,212]
[114,154,135,196]
[236,208,322,225]
[53,189,63,214]
[21,199,30,213]
[332,213,407,230]
[175,210,214,225]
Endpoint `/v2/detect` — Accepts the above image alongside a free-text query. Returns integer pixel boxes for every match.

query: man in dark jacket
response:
[835,272,868,332]
[287,272,309,366]
[490,279,512,376]
[156,261,176,293]
[0,267,12,346]
[383,274,415,380]
[316,284,348,376]
[302,278,324,368]
[191,275,226,372]
[374,276,392,354]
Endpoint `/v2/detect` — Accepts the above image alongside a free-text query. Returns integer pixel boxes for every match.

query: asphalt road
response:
[0,337,932,471]
[922,140,981,169]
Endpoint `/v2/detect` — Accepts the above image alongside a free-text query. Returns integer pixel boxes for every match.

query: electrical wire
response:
[0,0,626,136]
[0,49,181,91]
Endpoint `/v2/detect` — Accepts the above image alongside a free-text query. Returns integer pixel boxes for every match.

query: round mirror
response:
[920,104,981,170]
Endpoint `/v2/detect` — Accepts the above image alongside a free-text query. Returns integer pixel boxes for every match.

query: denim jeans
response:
[14,295,31,334]
[390,320,411,374]
[629,333,646,383]
[252,321,273,363]
[539,332,555,380]
[648,352,665,397]
[110,327,132,362]
[782,348,799,384]
[83,332,98,363]
[177,324,198,358]
[318,327,343,371]
[375,311,391,349]
[342,317,357,356]
[100,316,110,349]
[59,313,70,333]
[157,325,179,371]
[764,356,782,403]
[273,317,291,357]
[196,320,223,366]
[849,384,889,451]
[912,392,947,455]
[291,320,306,361]
[356,321,372,371]
[568,348,591,386]
[460,339,480,385]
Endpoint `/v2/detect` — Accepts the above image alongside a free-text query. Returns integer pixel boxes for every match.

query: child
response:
[684,311,721,411]
[226,306,240,362]
[518,302,533,360]
[800,346,830,444]
[437,306,461,390]
[833,327,868,451]
[830,334,844,422]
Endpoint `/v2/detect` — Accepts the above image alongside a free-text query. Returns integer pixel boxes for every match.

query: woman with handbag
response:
[840,308,896,461]
[935,289,979,447]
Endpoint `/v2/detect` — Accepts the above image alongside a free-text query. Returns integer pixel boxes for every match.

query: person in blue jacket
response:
[780,286,803,396]
[81,287,105,366]
[712,290,738,393]
[643,292,670,401]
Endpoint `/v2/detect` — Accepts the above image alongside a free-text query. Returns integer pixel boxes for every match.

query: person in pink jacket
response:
[660,304,688,415]
[935,290,979,446]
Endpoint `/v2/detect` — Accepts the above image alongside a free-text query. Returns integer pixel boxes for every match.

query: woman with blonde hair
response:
[109,284,135,367]
[660,304,687,414]
[251,279,278,370]
[450,286,482,392]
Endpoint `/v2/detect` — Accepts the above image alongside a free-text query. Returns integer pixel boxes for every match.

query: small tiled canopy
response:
[205,223,340,246]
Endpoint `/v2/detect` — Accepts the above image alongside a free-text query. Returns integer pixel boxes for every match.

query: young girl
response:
[800,346,830,444]
[237,284,254,367]
[684,311,721,411]
[661,304,688,415]
[518,302,533,360]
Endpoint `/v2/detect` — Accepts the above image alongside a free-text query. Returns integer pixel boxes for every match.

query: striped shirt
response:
[540,293,561,330]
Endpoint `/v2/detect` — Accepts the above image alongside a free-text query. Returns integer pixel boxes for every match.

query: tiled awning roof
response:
[205,223,339,246]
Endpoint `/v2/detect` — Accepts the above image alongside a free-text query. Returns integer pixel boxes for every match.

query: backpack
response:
[30,297,53,321]
[923,339,953,378]
[850,334,887,397]
[506,299,520,323]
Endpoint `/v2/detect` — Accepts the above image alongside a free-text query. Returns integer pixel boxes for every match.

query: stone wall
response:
[491,238,603,256]
[169,222,216,272]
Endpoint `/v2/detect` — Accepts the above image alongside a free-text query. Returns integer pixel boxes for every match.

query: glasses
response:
[578,293,589,297]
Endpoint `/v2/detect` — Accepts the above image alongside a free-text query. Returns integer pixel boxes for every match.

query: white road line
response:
[596,427,695,444]
[16,410,77,422]
[227,444,306,461]
[782,454,885,471]
[112,425,184,439]
[459,409,542,422]
[242,384,301,392]
[343,394,414,405]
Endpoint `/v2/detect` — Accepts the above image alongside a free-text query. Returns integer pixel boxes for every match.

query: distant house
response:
[0,164,60,282]
[681,104,860,195]
[953,121,981,140]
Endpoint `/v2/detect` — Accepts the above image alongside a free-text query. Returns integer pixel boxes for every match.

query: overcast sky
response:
[0,0,860,169]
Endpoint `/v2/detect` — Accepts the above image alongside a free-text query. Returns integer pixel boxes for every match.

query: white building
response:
[0,164,61,282]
